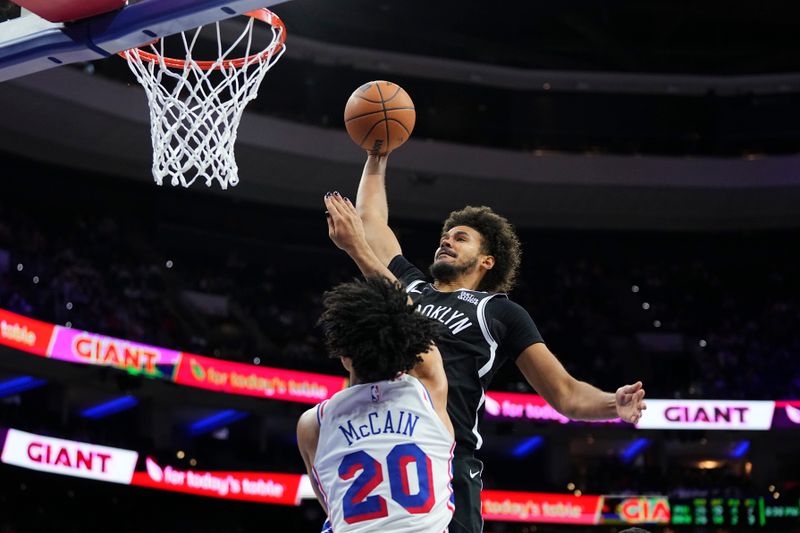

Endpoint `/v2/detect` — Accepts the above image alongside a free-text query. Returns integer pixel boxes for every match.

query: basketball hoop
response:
[120,9,286,189]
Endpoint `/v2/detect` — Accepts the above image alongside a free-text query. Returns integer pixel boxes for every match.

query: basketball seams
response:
[352,81,400,104]
[381,85,402,103]
[375,82,391,154]
[386,118,411,136]
[357,120,383,147]
[353,80,383,103]
[344,107,415,123]
[351,94,384,104]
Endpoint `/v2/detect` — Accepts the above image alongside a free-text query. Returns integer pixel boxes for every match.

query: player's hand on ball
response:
[615,381,647,424]
[324,192,367,253]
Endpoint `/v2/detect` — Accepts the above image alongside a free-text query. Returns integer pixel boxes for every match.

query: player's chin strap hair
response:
[319,276,440,383]
[442,206,522,293]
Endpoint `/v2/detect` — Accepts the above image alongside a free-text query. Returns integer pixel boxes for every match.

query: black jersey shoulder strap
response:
[474,292,508,379]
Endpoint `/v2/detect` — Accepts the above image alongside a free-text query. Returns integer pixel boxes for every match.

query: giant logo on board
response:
[0,429,138,483]
[48,326,181,376]
[636,400,775,430]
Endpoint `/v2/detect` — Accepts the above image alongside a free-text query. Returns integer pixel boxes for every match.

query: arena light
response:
[621,437,650,463]
[79,395,139,419]
[512,435,544,458]
[0,376,47,398]
[696,459,724,469]
[730,440,750,458]
[188,409,248,436]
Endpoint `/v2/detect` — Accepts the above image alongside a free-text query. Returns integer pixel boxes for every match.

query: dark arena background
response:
[1,1,800,532]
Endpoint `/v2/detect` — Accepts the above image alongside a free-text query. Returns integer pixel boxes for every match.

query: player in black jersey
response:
[323,154,647,533]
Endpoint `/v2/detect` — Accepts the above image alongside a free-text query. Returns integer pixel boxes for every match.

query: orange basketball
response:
[344,81,415,155]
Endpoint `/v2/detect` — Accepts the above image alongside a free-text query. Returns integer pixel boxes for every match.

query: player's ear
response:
[480,255,495,271]
[340,356,353,372]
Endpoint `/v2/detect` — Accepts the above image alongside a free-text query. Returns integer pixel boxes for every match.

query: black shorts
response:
[449,454,484,533]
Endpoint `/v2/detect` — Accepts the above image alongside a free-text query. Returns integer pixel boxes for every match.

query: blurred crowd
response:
[1,164,798,532]
[1,177,798,401]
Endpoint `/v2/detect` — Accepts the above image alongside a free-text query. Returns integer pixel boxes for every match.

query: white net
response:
[122,10,286,189]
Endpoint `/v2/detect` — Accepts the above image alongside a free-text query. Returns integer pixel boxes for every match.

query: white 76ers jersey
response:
[313,374,455,532]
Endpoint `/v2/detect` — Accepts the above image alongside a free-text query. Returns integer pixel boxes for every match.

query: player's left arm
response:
[296,408,327,512]
[493,299,646,423]
[515,343,646,423]
[408,344,455,437]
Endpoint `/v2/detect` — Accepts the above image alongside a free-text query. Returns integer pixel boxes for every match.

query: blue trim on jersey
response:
[316,400,327,426]
[417,379,434,408]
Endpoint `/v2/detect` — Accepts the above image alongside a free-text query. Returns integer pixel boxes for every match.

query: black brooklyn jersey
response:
[389,255,543,453]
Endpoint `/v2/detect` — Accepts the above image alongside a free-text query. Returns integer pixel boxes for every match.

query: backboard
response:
[0,0,290,82]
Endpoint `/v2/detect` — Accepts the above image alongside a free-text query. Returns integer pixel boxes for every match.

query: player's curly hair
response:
[442,205,521,293]
[319,276,440,383]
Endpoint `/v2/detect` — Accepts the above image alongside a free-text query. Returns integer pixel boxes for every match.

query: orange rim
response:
[119,8,286,71]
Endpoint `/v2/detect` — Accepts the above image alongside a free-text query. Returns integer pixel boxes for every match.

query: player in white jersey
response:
[297,275,456,532]
[313,372,455,531]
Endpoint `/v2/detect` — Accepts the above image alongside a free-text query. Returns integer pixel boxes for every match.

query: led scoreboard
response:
[668,498,800,528]
[670,498,759,527]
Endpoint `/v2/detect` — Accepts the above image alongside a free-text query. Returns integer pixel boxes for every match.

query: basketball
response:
[344,80,416,155]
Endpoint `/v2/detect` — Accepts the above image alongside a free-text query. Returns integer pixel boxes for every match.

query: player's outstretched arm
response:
[408,345,455,437]
[355,153,402,265]
[296,408,327,511]
[516,343,647,424]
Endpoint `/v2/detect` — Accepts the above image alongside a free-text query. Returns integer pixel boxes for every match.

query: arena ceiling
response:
[1,0,800,230]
